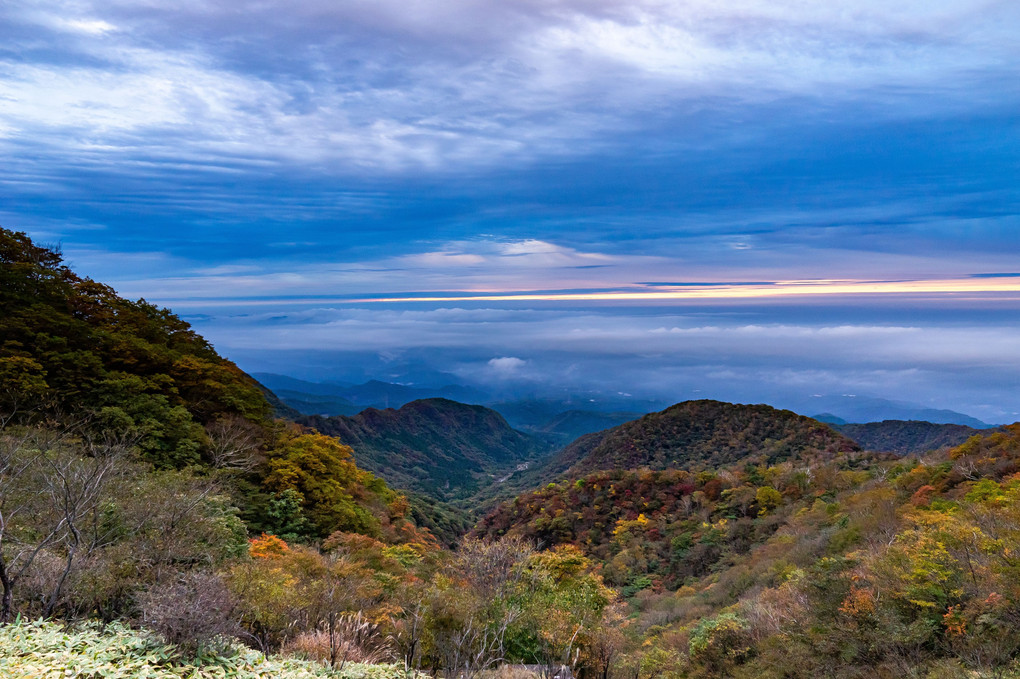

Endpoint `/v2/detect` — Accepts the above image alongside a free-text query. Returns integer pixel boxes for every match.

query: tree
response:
[205,415,264,471]
[262,432,401,540]
[137,570,240,656]
[523,545,615,678]
[0,417,249,624]
[0,425,124,622]
[422,537,534,678]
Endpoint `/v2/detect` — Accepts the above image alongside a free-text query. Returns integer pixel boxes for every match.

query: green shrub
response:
[0,618,406,679]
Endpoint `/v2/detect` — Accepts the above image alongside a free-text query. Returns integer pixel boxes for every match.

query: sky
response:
[2,0,1020,422]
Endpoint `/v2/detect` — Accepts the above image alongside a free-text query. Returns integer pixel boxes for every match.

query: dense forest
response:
[4,226,1020,678]
[300,399,546,500]
[300,398,553,545]
[548,400,858,479]
[834,420,993,454]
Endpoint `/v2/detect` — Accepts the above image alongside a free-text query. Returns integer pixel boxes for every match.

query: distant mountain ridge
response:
[833,419,996,454]
[531,409,643,444]
[798,394,991,427]
[254,372,489,415]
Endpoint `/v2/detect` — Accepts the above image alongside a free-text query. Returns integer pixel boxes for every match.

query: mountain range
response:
[257,371,995,436]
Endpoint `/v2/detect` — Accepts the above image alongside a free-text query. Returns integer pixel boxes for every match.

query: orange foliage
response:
[910,485,938,507]
[839,586,876,617]
[943,605,966,636]
[249,533,290,559]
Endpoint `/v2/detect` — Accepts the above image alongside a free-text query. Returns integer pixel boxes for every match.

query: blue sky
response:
[3,0,1019,421]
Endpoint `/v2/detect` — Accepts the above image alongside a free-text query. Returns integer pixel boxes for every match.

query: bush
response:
[688,611,752,674]
[138,571,240,655]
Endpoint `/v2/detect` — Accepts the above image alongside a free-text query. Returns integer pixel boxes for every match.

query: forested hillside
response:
[473,444,882,591]
[835,419,990,454]
[0,227,428,642]
[0,228,269,468]
[299,399,554,544]
[475,415,1020,676]
[521,399,855,484]
[300,398,548,499]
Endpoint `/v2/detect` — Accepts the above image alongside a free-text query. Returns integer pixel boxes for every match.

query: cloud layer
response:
[2,0,1019,421]
[195,302,1020,423]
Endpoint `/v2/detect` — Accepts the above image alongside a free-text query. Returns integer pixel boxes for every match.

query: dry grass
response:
[284,613,395,668]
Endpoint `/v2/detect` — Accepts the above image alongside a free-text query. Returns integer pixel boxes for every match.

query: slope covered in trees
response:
[477,411,1020,677]
[0,227,420,542]
[0,227,431,625]
[834,419,991,454]
[541,399,857,480]
[473,401,863,592]
[0,227,269,468]
[611,425,1020,678]
[300,398,549,500]
[473,449,884,592]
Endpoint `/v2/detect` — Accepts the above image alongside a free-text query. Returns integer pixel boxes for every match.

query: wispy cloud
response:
[3,0,1017,175]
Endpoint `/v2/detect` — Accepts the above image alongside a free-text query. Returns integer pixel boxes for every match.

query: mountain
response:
[476,399,860,516]
[299,398,550,501]
[0,227,429,539]
[255,372,490,414]
[834,419,993,454]
[795,394,991,427]
[0,227,432,631]
[251,372,354,395]
[473,399,863,588]
[548,399,858,480]
[256,384,303,420]
[475,418,1020,676]
[268,389,363,416]
[533,409,643,444]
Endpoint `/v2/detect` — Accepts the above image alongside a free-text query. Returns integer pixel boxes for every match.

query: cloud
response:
[2,0,1017,178]
[193,303,1020,423]
[59,237,646,301]
[46,224,1020,324]
[487,356,528,377]
[3,0,1016,290]
[397,239,615,271]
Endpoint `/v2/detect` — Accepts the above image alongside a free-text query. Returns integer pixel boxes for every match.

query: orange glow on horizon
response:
[354,277,1020,304]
